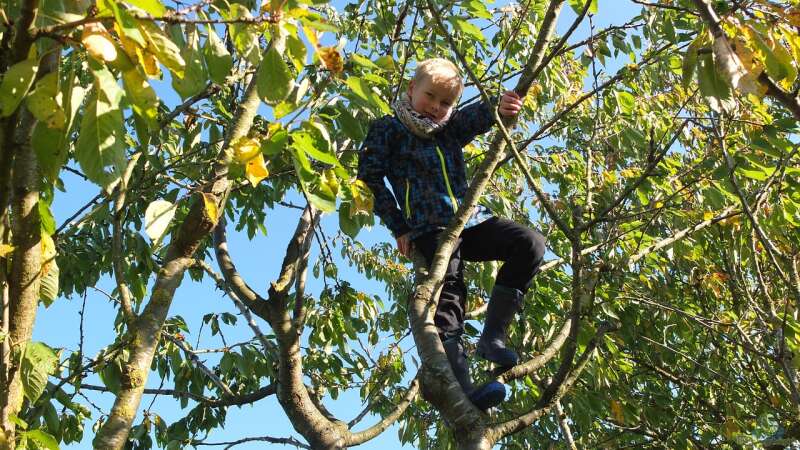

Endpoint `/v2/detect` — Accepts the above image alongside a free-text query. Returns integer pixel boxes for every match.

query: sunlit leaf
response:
[0,56,38,117]
[144,199,177,242]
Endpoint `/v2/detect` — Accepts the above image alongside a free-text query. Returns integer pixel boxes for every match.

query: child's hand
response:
[396,233,412,258]
[499,91,523,117]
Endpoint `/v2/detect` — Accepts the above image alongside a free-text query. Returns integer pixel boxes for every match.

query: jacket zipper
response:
[404,178,411,219]
[436,146,459,213]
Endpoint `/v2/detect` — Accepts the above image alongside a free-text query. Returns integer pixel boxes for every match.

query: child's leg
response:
[412,231,467,337]
[413,231,506,409]
[461,217,546,292]
[461,217,546,367]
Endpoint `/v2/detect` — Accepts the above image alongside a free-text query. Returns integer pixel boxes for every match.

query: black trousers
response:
[413,217,546,336]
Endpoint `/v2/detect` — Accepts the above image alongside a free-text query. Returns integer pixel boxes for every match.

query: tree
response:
[0,0,798,449]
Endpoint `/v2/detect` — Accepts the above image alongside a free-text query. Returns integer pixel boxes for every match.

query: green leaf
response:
[39,200,56,235]
[20,429,59,450]
[99,361,122,394]
[20,342,59,403]
[138,19,185,78]
[338,203,360,238]
[122,69,159,129]
[143,199,177,243]
[345,76,390,114]
[40,261,59,306]
[568,0,598,14]
[350,53,380,70]
[227,4,259,63]
[736,165,775,181]
[698,53,734,112]
[109,2,146,46]
[126,0,166,16]
[25,72,65,129]
[172,33,207,99]
[682,40,699,89]
[33,124,65,183]
[257,46,293,105]
[0,57,38,117]
[447,17,485,44]
[203,26,233,85]
[74,63,127,191]
[464,0,492,19]
[749,28,795,83]
[615,90,635,115]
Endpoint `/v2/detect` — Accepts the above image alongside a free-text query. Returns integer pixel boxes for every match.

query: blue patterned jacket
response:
[357,100,495,239]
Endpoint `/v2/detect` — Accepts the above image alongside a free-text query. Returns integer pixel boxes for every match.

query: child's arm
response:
[357,119,411,240]
[445,91,523,147]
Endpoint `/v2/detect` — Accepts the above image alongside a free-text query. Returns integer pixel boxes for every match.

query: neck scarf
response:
[392,93,450,139]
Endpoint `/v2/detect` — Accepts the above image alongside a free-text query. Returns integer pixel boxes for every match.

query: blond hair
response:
[413,58,463,96]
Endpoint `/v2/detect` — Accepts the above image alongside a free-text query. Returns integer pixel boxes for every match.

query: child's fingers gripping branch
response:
[498,90,523,117]
[396,233,412,258]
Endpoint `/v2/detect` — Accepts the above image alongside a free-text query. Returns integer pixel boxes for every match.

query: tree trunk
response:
[0,109,41,448]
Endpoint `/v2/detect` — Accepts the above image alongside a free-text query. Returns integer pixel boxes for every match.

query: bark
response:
[0,0,39,226]
[92,52,263,450]
[0,109,40,447]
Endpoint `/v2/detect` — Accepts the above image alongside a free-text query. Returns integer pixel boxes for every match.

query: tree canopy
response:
[0,0,799,449]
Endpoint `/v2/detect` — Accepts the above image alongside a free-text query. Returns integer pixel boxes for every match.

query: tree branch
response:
[346,377,420,446]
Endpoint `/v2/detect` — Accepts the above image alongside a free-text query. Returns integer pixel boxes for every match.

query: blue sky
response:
[32,1,642,448]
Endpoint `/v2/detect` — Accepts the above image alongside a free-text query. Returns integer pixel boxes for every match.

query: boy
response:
[357,58,546,410]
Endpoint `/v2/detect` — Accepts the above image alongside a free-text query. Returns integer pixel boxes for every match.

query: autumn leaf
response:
[201,192,218,223]
[82,23,118,63]
[318,46,344,74]
[0,244,13,258]
[245,152,269,187]
[610,400,624,423]
[350,179,373,217]
[232,137,262,163]
[40,233,57,277]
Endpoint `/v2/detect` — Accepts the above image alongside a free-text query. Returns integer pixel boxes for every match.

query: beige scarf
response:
[392,93,450,139]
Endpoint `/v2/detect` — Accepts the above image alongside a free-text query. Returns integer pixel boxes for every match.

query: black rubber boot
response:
[476,285,524,368]
[442,336,506,410]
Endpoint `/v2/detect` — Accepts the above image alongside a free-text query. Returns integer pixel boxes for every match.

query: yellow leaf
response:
[703,211,714,221]
[350,179,373,217]
[610,400,624,423]
[40,233,57,276]
[81,23,118,62]
[602,171,617,184]
[232,137,262,164]
[321,169,339,196]
[119,32,161,79]
[620,168,636,178]
[722,417,739,439]
[245,152,269,187]
[318,46,343,74]
[302,25,319,49]
[201,192,218,223]
[0,244,13,258]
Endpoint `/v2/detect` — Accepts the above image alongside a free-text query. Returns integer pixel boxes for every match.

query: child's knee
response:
[521,229,546,261]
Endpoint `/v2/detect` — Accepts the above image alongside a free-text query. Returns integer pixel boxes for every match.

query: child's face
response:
[407,76,460,124]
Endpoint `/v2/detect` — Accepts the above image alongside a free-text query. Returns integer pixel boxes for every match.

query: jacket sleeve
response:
[357,118,411,238]
[444,99,496,147]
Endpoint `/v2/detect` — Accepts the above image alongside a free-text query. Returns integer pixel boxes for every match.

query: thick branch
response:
[346,377,420,446]
[92,44,265,450]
